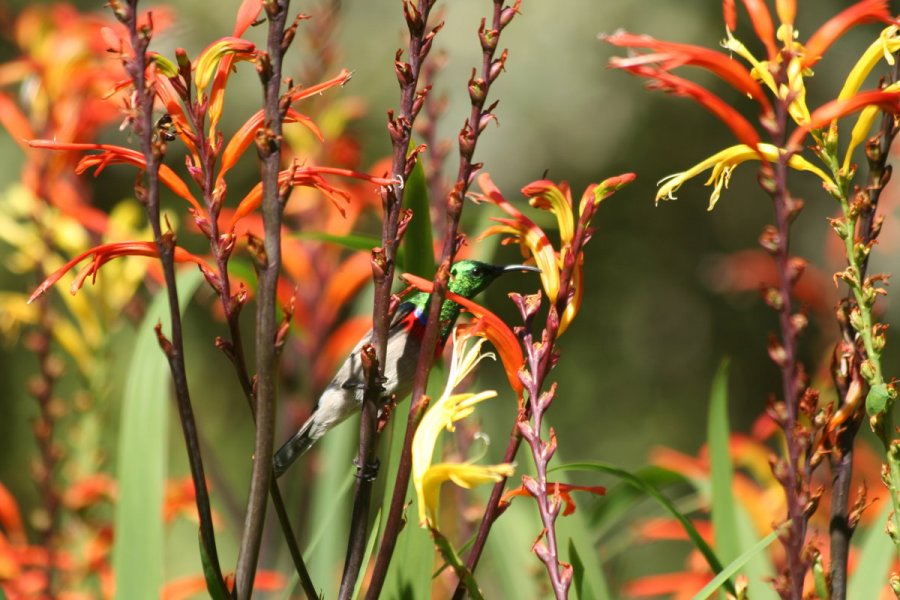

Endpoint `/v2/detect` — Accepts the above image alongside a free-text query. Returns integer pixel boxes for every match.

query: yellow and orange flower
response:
[606,0,900,208]
[473,172,634,334]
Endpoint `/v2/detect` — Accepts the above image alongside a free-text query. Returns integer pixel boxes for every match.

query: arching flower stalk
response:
[607,1,900,596]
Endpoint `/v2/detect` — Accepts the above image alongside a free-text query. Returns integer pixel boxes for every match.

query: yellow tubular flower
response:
[838,26,900,102]
[412,333,512,527]
[657,143,835,210]
[523,181,575,247]
[479,221,560,302]
[419,463,515,527]
[843,81,900,172]
[722,29,778,96]
[784,57,811,125]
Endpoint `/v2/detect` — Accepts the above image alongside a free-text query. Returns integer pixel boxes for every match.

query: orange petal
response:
[802,0,891,68]
[401,272,525,399]
[602,32,772,114]
[0,92,34,146]
[609,62,762,151]
[787,89,900,149]
[233,0,263,36]
[29,140,203,214]
[736,0,778,59]
[29,241,211,303]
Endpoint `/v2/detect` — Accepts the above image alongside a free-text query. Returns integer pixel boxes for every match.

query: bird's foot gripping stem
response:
[353,456,381,482]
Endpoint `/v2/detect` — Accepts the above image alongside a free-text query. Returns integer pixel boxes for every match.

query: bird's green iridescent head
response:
[410,259,540,339]
[447,260,513,299]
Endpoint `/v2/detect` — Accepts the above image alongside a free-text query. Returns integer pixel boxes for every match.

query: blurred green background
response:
[1,0,898,596]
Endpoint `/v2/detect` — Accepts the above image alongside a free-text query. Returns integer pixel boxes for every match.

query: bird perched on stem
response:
[273,260,538,477]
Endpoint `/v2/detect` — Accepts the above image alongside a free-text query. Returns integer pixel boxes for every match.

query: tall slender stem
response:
[829,76,898,598]
[115,0,226,591]
[234,1,291,597]
[338,2,440,597]
[365,3,517,597]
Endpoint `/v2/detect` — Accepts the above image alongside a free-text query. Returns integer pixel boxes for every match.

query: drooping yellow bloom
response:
[656,143,835,210]
[412,333,513,527]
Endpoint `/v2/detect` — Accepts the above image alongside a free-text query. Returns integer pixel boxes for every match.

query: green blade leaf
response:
[568,539,585,599]
[199,529,230,600]
[590,465,688,532]
[291,231,382,253]
[691,525,783,600]
[112,268,202,600]
[553,462,734,596]
[399,141,434,278]
[708,360,739,564]
[848,500,894,600]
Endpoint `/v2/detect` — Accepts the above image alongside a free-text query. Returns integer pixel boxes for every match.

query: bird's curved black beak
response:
[502,264,541,274]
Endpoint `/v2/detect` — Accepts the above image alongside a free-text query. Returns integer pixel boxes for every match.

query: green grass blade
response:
[399,140,434,278]
[112,268,202,600]
[199,530,230,600]
[708,360,739,564]
[553,462,734,596]
[691,525,783,600]
[590,465,688,532]
[291,231,382,253]
[568,539,585,599]
[558,505,611,600]
[848,500,894,599]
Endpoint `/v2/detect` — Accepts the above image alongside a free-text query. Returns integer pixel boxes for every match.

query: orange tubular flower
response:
[473,174,560,301]
[499,481,606,517]
[733,0,778,58]
[602,31,772,115]
[608,61,762,151]
[27,140,203,214]
[228,166,393,229]
[801,0,891,68]
[29,241,212,303]
[402,273,525,400]
[787,89,900,150]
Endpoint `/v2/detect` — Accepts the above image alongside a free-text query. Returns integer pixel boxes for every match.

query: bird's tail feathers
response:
[273,418,316,478]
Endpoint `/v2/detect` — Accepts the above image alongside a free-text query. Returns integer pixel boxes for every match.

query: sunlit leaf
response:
[692,525,783,600]
[708,360,740,564]
[113,269,202,599]
[553,462,734,596]
[848,500,894,600]
[400,143,435,278]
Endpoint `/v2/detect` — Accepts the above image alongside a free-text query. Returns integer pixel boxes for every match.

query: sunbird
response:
[273,260,538,477]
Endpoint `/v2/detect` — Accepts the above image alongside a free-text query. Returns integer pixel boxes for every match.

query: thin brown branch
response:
[367,2,520,597]
[338,1,441,597]
[114,0,227,592]
[233,1,293,597]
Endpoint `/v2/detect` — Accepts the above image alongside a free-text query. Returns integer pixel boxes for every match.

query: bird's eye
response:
[471,267,483,277]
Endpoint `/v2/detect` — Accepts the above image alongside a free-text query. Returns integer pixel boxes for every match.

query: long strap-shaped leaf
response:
[551,462,736,597]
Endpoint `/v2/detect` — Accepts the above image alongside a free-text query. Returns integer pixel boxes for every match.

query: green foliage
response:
[112,269,202,599]
[692,526,782,600]
[554,462,734,596]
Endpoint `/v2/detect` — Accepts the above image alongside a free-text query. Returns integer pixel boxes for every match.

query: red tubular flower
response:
[218,108,323,183]
[29,241,212,303]
[609,61,762,151]
[228,166,393,229]
[786,89,900,149]
[232,0,263,37]
[27,140,203,214]
[802,0,891,68]
[736,0,778,58]
[603,31,773,115]
[499,482,606,517]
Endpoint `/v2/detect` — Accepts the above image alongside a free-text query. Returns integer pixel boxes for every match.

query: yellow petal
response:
[838,25,900,102]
